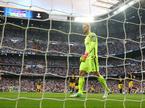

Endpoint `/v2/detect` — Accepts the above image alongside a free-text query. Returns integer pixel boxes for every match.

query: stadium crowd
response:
[0,24,143,56]
[0,77,65,92]
[0,19,145,94]
[0,77,145,94]
[0,54,144,76]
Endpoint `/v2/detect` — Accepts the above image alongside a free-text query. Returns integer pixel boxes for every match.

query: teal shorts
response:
[79,56,99,73]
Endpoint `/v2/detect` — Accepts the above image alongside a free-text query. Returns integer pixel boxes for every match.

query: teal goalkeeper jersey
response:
[84,32,98,58]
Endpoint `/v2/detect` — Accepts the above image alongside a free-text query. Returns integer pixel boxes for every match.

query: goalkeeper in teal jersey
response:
[70,23,110,99]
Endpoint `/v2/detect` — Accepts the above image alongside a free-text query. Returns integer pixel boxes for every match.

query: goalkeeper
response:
[71,23,110,98]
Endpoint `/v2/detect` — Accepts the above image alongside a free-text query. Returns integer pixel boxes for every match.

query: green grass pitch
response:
[0,92,145,108]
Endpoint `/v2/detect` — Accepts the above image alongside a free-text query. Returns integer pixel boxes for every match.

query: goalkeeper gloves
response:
[80,52,89,62]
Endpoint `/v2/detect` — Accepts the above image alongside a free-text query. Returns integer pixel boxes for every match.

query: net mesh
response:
[0,0,145,108]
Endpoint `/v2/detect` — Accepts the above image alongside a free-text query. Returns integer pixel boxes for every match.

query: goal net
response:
[0,0,145,108]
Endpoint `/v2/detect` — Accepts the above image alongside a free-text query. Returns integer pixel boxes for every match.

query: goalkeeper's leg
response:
[94,72,110,98]
[91,56,110,98]
[70,71,86,97]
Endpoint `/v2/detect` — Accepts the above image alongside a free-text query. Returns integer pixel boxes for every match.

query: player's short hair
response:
[83,23,91,32]
[83,23,91,28]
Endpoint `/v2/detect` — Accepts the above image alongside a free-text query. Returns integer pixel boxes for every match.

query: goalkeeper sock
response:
[98,75,110,92]
[78,76,85,94]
